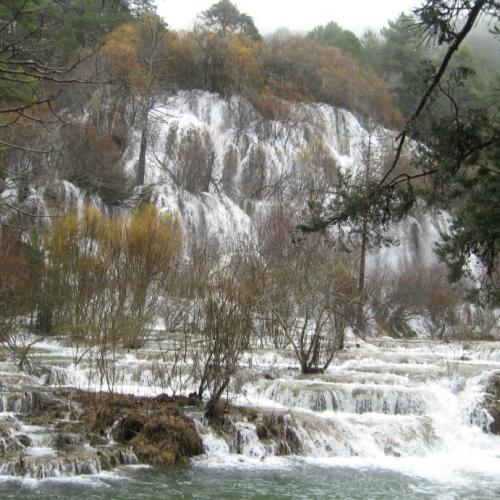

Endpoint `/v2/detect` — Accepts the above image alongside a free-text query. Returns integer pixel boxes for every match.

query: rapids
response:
[0,335,500,497]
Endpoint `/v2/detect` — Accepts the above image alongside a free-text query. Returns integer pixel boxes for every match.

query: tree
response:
[261,36,402,127]
[360,29,383,69]
[303,0,500,307]
[190,29,262,97]
[0,227,38,371]
[199,0,261,41]
[0,1,130,150]
[179,239,256,411]
[436,159,500,305]
[104,12,168,185]
[54,124,132,205]
[44,204,181,371]
[134,13,168,186]
[258,207,356,373]
[307,21,363,58]
[355,120,378,325]
[395,0,500,305]
[0,0,135,223]
[377,13,430,118]
[50,0,132,56]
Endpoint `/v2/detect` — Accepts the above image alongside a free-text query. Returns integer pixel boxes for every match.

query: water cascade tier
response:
[1,336,499,488]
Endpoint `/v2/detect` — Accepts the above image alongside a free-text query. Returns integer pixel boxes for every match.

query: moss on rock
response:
[484,372,500,434]
[114,411,203,466]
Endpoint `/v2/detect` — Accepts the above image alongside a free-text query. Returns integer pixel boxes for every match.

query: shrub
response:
[56,125,132,206]
[255,207,357,372]
[173,128,215,193]
[44,205,182,376]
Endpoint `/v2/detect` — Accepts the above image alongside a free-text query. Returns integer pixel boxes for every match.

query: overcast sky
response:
[155,0,423,35]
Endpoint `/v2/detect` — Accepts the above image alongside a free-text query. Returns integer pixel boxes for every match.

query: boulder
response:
[255,414,302,455]
[484,372,500,434]
[114,411,203,466]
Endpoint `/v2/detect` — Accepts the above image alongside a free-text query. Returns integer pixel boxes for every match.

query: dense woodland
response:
[0,0,499,406]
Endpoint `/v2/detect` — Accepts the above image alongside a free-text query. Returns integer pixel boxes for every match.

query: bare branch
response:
[379,0,488,187]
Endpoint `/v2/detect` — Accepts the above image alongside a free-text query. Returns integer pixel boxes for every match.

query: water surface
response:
[1,461,499,499]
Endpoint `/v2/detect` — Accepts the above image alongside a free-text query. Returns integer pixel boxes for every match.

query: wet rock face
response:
[0,416,20,437]
[219,407,304,457]
[0,446,138,479]
[256,414,303,455]
[51,432,84,450]
[0,390,68,415]
[0,435,24,455]
[484,372,500,434]
[30,391,69,413]
[113,416,144,443]
[0,417,24,455]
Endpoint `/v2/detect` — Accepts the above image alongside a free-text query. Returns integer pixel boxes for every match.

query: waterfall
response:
[192,339,500,473]
[1,334,500,480]
[1,91,499,486]
[1,89,451,273]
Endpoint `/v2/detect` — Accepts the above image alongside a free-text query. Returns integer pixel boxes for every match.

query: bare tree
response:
[135,14,169,185]
[0,227,44,372]
[179,240,256,411]
[256,206,357,373]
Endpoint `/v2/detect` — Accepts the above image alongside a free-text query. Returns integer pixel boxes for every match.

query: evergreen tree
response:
[0,0,134,156]
[304,0,500,306]
[199,0,261,41]
[378,13,430,118]
[307,21,363,58]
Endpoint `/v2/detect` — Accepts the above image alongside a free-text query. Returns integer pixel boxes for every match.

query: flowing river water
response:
[1,336,500,498]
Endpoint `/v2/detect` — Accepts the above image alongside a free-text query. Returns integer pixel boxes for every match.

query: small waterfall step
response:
[248,379,439,415]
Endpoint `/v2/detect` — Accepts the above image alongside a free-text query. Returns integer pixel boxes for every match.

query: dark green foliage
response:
[414,0,499,46]
[307,21,362,58]
[199,0,261,41]
[24,231,54,333]
[55,125,132,206]
[437,170,500,306]
[410,27,500,306]
[433,98,500,305]
[305,0,500,306]
[0,0,131,64]
[377,13,431,118]
[301,172,415,247]
[50,0,132,57]
[0,0,135,149]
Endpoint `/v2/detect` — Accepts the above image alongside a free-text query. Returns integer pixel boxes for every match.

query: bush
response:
[44,205,182,375]
[165,30,401,127]
[368,263,460,339]
[255,207,357,372]
[175,128,215,193]
[55,124,132,206]
[0,228,40,370]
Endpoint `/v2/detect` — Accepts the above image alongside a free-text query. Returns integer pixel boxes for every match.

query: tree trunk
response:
[136,115,149,186]
[357,217,368,325]
[357,129,372,328]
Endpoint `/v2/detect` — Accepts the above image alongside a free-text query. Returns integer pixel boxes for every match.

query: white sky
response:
[155,0,423,35]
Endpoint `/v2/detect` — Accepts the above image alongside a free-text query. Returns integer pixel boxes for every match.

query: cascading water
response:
[1,90,446,268]
[192,339,500,474]
[1,91,500,497]
[1,333,500,496]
